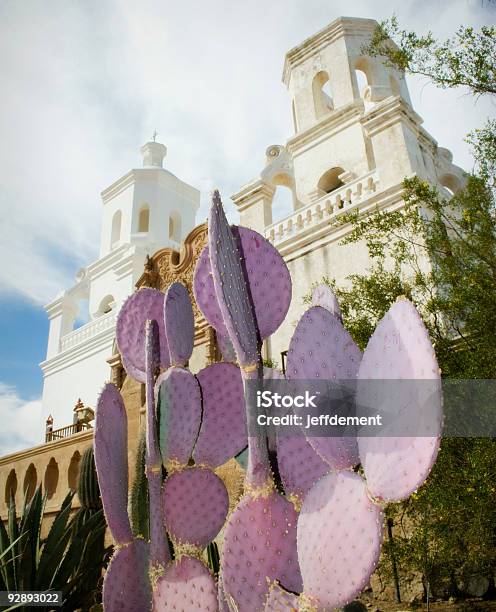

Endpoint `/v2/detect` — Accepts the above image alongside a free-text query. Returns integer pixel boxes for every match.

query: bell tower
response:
[41,140,200,426]
[231,16,466,366]
[284,17,412,135]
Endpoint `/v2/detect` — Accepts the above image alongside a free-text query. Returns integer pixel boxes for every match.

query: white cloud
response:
[0,383,43,456]
[0,0,493,304]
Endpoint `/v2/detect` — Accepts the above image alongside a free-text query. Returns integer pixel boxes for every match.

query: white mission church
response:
[39,16,466,431]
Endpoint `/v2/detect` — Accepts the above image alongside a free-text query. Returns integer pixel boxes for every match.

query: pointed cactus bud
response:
[205,191,259,366]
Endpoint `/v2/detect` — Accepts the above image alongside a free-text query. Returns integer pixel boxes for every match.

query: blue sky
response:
[0,0,494,455]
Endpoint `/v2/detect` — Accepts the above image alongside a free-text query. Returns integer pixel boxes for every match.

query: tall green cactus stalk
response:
[129,432,150,540]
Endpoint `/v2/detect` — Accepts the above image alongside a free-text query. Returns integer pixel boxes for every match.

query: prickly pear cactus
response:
[94,383,133,545]
[286,299,361,470]
[95,383,153,612]
[297,471,384,610]
[156,367,202,468]
[116,287,170,382]
[193,225,292,342]
[311,282,342,319]
[276,433,329,506]
[204,192,302,611]
[357,297,442,502]
[103,539,151,612]
[222,492,302,611]
[153,556,218,611]
[162,467,229,549]
[164,282,194,366]
[194,362,247,468]
[265,582,301,611]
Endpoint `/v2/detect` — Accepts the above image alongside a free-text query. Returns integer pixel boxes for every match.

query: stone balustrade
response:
[266,171,379,246]
[60,310,117,352]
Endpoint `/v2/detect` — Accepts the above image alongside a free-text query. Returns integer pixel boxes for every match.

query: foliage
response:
[0,464,111,610]
[262,357,279,369]
[377,437,496,598]
[363,16,496,96]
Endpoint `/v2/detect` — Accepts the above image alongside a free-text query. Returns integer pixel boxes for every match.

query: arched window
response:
[272,185,294,222]
[138,205,150,233]
[354,57,373,101]
[168,211,181,242]
[318,167,345,194]
[111,210,122,249]
[439,173,462,196]
[355,69,369,98]
[5,469,17,505]
[23,464,37,502]
[312,71,333,119]
[68,451,81,491]
[44,458,59,500]
[97,294,115,316]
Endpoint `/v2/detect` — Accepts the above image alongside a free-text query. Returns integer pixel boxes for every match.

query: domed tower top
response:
[140,135,167,167]
[98,137,200,259]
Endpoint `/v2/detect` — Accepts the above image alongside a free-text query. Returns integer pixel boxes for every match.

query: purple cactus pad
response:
[162,467,229,548]
[156,367,202,466]
[297,471,384,609]
[94,383,133,545]
[357,298,442,502]
[116,288,170,382]
[103,539,151,612]
[194,363,247,468]
[164,282,195,366]
[193,226,291,342]
[286,305,361,469]
[153,556,218,611]
[276,434,329,503]
[222,492,302,612]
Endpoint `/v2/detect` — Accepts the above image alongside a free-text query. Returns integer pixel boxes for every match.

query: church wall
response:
[41,339,113,427]
[291,120,371,204]
[0,430,93,522]
[268,236,374,366]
